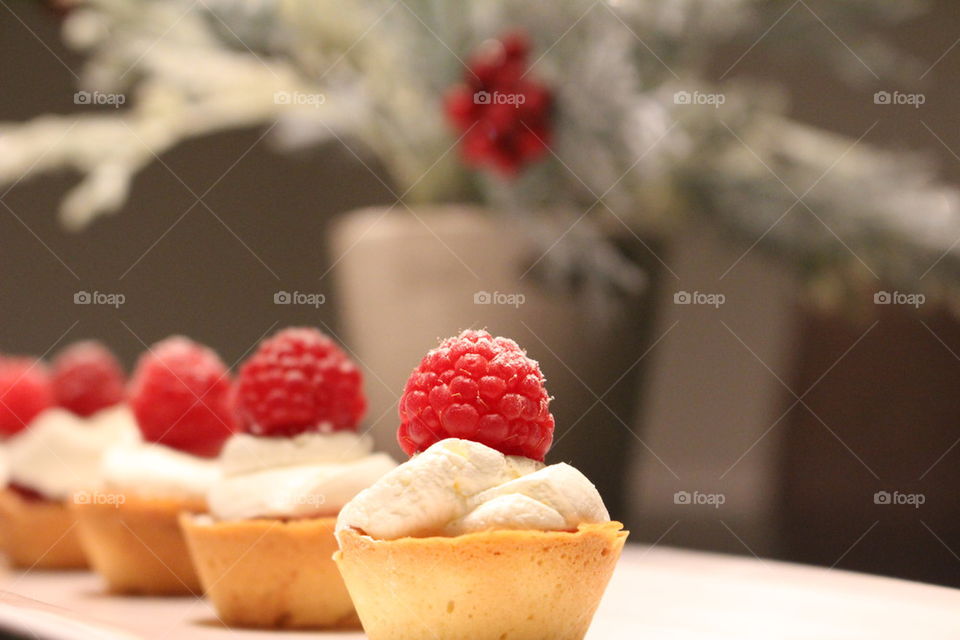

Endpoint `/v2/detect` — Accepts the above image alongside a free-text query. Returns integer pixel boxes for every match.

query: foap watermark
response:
[873,90,925,109]
[673,90,725,108]
[74,290,125,308]
[274,290,326,308]
[72,490,126,507]
[274,91,326,108]
[674,290,725,308]
[295,494,326,508]
[674,490,726,509]
[874,490,925,509]
[474,90,526,108]
[874,290,924,308]
[74,90,125,108]
[473,290,525,308]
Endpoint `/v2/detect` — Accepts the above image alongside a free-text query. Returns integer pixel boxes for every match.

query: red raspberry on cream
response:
[128,336,235,457]
[51,341,125,418]
[398,330,554,461]
[234,327,366,437]
[0,357,54,438]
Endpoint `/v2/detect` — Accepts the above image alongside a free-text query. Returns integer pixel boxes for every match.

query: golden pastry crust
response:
[335,521,628,640]
[181,515,359,629]
[71,492,205,595]
[0,488,87,570]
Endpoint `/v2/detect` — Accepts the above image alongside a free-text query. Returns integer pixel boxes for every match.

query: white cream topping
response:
[219,431,377,475]
[102,440,221,500]
[335,438,609,540]
[6,406,140,500]
[447,494,567,533]
[468,463,611,528]
[208,431,397,520]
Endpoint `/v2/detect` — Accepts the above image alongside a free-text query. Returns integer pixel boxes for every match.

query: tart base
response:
[0,488,87,570]
[181,515,358,629]
[71,492,205,595]
[335,521,627,640]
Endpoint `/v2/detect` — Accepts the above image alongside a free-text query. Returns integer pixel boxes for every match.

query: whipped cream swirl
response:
[208,431,396,521]
[7,406,140,500]
[102,439,221,501]
[336,438,609,540]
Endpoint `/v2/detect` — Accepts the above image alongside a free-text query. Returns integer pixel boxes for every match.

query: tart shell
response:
[0,488,87,570]
[181,514,358,629]
[335,521,627,640]
[71,492,205,595]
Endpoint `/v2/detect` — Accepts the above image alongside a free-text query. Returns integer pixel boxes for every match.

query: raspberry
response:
[128,336,236,457]
[235,327,366,437]
[51,341,125,417]
[0,357,54,438]
[398,330,554,461]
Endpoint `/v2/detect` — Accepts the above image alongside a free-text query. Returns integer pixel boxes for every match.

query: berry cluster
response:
[0,339,129,437]
[1,327,555,463]
[0,328,371,455]
[444,31,552,176]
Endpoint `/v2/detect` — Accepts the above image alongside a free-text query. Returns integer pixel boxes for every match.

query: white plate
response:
[2,546,960,639]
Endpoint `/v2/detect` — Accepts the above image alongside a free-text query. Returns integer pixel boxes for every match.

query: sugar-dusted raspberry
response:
[398,330,554,461]
[0,357,54,437]
[128,336,235,457]
[51,341,125,417]
[234,327,366,437]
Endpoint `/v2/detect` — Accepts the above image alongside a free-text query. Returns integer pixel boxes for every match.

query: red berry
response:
[235,327,366,437]
[51,341,125,417]
[128,337,235,457]
[398,330,554,461]
[443,31,553,177]
[0,357,54,438]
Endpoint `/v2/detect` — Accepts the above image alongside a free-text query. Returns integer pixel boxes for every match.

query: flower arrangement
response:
[2,0,957,308]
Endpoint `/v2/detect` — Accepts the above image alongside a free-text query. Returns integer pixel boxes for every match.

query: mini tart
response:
[335,521,627,640]
[71,492,205,595]
[180,515,358,629]
[0,488,87,569]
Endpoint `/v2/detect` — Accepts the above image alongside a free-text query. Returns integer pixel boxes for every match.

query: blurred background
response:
[2,0,960,588]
